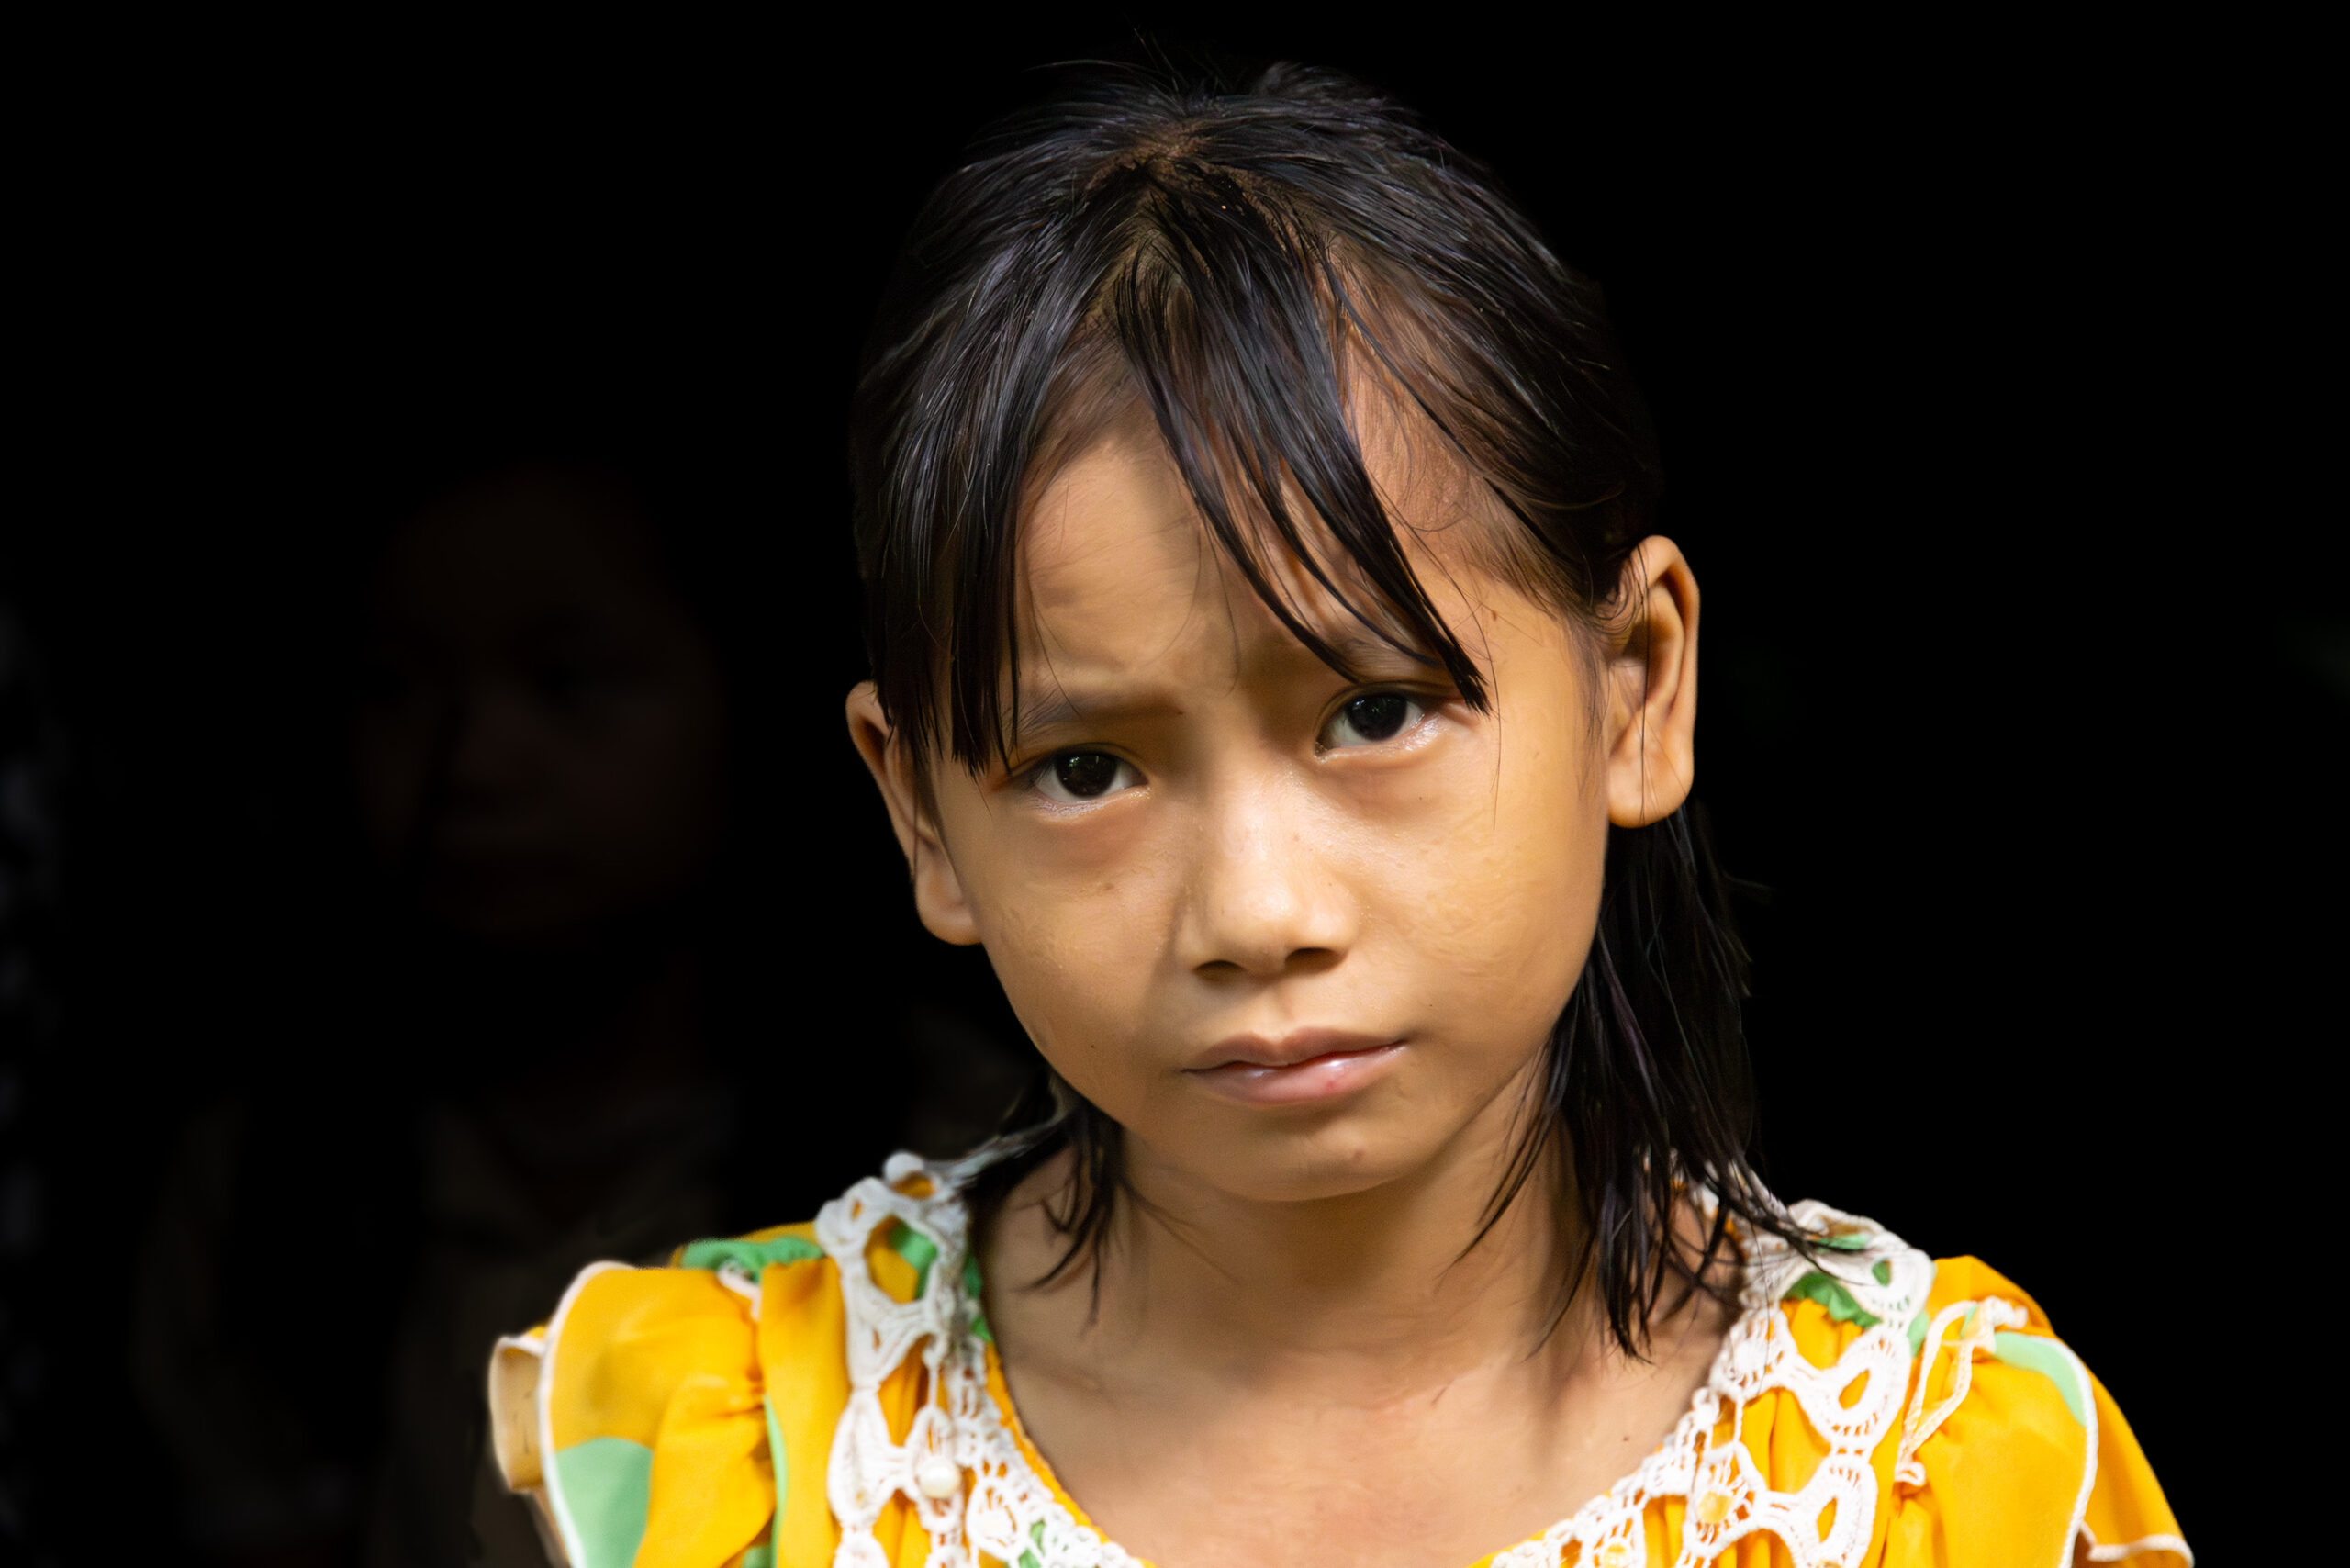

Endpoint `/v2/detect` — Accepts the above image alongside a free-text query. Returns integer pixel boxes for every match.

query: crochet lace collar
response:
[811,1153,1943,1568]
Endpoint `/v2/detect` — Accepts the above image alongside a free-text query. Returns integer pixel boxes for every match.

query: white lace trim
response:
[813,1156,2013,1568]
[2076,1528,2194,1564]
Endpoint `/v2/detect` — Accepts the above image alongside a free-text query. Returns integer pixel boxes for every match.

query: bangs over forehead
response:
[850,64,1662,769]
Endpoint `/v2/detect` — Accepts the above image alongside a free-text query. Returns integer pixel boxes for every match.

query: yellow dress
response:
[487,1155,2189,1568]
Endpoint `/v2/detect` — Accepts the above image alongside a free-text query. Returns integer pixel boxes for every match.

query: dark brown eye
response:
[1049,752,1126,800]
[1330,693,1416,747]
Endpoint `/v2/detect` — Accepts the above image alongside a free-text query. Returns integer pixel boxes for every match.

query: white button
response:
[916,1458,961,1499]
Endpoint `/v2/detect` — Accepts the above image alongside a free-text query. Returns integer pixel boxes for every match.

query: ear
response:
[845,682,983,946]
[1601,538,1700,828]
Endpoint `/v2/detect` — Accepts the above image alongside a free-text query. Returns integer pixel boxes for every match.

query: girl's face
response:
[354,469,728,950]
[851,406,1696,1205]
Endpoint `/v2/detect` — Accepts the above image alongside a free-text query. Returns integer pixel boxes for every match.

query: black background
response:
[6,13,2336,1560]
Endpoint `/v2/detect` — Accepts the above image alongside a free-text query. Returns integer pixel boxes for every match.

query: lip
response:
[1183,1030,1405,1107]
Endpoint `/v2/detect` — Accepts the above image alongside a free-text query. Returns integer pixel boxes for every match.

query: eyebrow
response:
[1003,627,1441,746]
[1005,684,1186,746]
[1317,625,1441,671]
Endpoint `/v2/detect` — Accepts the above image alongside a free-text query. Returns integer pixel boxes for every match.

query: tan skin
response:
[849,402,1723,1568]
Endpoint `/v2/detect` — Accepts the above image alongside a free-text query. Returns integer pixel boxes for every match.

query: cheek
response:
[582,689,729,839]
[1372,710,1606,1029]
[955,815,1174,1078]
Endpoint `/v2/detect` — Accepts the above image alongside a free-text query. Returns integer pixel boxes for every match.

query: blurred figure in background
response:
[129,449,1028,1564]
[345,458,740,1565]
[134,454,743,1564]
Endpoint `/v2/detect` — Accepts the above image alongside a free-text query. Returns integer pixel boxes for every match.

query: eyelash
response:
[1025,749,1142,805]
[1018,685,1441,803]
[1316,688,1434,754]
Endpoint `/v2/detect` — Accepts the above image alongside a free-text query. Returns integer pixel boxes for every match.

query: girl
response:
[487,65,2187,1567]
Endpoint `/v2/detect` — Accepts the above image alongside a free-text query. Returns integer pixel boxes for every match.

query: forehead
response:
[372,470,674,635]
[1014,395,1494,687]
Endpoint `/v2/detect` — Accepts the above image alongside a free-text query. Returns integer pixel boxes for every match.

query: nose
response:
[1176,775,1358,980]
[439,680,549,799]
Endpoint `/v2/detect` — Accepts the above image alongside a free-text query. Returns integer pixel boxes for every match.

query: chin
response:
[1192,1120,1442,1205]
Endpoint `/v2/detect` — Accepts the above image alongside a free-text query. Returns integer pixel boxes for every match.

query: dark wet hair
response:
[849,62,1807,1353]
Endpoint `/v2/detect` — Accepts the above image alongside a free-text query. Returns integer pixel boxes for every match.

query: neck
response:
[1010,1061,1588,1394]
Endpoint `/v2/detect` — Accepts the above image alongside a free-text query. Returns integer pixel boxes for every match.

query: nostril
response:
[1194,947,1342,980]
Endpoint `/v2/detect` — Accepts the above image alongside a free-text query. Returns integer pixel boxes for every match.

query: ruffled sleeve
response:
[488,1221,945,1568]
[1881,1257,2189,1567]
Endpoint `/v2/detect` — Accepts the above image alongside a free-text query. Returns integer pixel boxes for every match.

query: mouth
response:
[1184,1031,1405,1107]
